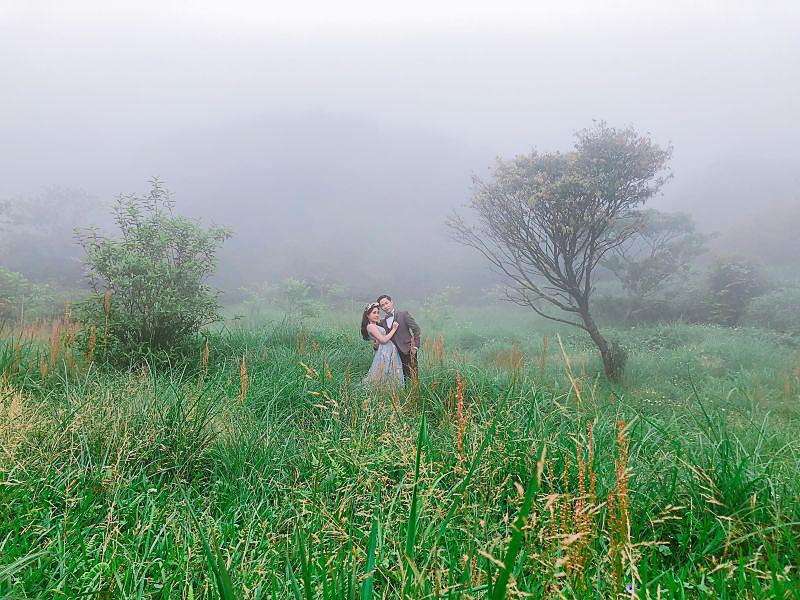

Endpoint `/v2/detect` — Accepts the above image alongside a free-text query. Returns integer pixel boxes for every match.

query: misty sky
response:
[2,1,799,293]
[3,1,799,190]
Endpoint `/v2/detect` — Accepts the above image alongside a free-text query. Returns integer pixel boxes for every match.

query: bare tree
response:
[448,123,671,382]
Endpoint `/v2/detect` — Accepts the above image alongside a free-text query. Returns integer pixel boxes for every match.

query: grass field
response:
[1,307,799,598]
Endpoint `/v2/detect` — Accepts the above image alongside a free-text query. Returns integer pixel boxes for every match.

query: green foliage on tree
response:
[604,210,710,299]
[707,256,764,326]
[420,286,461,325]
[0,267,29,321]
[448,122,672,382]
[76,179,231,363]
[0,188,97,284]
[601,210,711,324]
[0,266,69,323]
[240,278,321,322]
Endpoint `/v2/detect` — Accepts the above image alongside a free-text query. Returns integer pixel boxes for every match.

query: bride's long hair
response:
[361,303,379,341]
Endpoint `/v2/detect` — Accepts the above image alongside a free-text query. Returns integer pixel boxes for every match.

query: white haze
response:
[1,0,799,295]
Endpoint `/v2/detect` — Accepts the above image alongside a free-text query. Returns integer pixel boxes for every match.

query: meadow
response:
[1,306,799,598]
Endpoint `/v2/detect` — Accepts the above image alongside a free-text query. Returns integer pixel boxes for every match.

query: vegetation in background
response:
[0,266,75,323]
[743,285,800,338]
[1,314,799,597]
[603,209,710,321]
[239,278,322,324]
[0,187,98,285]
[75,179,231,363]
[449,122,672,383]
[707,255,765,326]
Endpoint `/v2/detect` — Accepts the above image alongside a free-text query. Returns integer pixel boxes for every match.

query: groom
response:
[377,294,422,380]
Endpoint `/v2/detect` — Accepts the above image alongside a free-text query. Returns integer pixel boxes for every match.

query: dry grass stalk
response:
[87,326,97,364]
[568,435,596,577]
[49,320,62,369]
[425,335,446,365]
[587,422,596,504]
[64,322,78,348]
[557,334,583,406]
[296,329,308,353]
[0,385,37,457]
[103,289,111,354]
[240,353,248,399]
[511,339,522,371]
[39,356,47,381]
[610,419,631,591]
[200,338,210,374]
[455,371,469,459]
[492,339,524,373]
[540,334,548,380]
[389,386,402,413]
[299,361,319,380]
[65,352,75,375]
[13,340,21,373]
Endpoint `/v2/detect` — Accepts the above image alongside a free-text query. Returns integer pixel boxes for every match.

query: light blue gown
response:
[364,325,405,388]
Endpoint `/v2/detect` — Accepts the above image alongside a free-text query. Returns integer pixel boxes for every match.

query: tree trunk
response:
[579,309,623,384]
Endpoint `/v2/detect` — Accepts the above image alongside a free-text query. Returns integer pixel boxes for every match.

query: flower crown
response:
[363,302,379,313]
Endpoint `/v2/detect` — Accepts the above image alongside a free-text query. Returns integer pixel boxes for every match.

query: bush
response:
[0,267,28,321]
[240,277,321,322]
[76,180,231,363]
[707,256,765,326]
[593,278,713,326]
[743,287,800,336]
[0,266,74,322]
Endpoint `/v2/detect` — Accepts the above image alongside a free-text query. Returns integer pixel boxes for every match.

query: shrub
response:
[593,277,713,326]
[75,179,231,363]
[420,286,461,325]
[707,256,765,326]
[0,267,29,321]
[240,278,321,321]
[743,287,800,336]
[0,267,72,322]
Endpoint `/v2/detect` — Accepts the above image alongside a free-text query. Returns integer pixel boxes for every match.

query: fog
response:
[2,1,799,298]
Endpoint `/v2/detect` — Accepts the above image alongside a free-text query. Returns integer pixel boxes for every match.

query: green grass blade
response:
[296,529,314,600]
[403,404,427,592]
[0,550,48,581]
[425,418,499,559]
[183,492,238,600]
[491,444,546,600]
[286,560,303,600]
[361,503,381,600]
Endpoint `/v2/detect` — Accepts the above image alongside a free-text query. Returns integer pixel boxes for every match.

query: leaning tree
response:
[448,123,671,382]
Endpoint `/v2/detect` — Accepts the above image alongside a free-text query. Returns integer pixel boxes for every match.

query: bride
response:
[361,302,404,387]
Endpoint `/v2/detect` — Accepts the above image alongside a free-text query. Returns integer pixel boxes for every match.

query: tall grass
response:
[1,317,799,597]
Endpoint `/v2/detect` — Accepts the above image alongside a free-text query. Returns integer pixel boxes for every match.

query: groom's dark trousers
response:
[380,310,421,381]
[398,350,418,380]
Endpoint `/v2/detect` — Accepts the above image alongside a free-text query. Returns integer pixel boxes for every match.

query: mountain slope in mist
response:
[112,112,491,297]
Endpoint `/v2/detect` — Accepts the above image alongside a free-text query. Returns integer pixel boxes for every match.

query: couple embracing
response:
[360,294,422,388]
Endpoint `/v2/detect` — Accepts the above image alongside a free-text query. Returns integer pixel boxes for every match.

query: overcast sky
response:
[2,0,799,194]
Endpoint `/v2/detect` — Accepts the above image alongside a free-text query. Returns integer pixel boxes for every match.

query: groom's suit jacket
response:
[380,310,422,355]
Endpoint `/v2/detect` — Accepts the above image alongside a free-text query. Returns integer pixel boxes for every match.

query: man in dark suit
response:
[377,294,421,380]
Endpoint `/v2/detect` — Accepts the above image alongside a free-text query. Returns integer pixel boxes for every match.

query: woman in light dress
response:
[360,302,404,388]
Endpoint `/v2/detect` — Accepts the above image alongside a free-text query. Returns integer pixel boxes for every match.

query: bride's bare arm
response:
[367,322,398,344]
